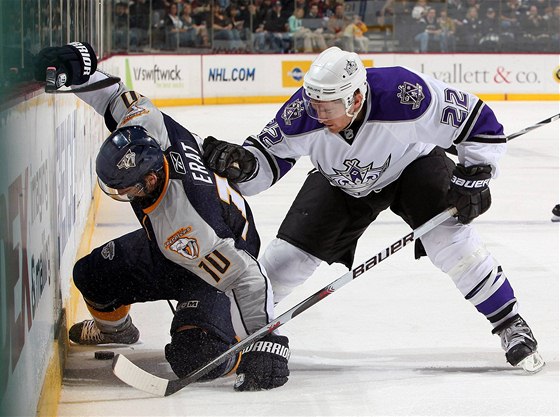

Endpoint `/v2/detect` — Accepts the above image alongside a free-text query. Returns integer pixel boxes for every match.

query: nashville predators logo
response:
[397,81,425,110]
[117,149,136,170]
[121,104,149,124]
[165,227,200,259]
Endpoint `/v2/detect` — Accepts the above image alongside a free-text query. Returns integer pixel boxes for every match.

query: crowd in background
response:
[111,0,560,53]
[112,0,372,53]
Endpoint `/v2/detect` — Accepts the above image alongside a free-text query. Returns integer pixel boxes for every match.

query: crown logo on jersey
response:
[397,82,425,110]
[282,99,304,126]
[117,149,136,170]
[318,155,391,192]
[345,59,358,76]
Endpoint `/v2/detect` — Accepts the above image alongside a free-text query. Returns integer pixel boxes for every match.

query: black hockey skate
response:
[551,204,560,222]
[494,315,544,373]
[69,316,139,345]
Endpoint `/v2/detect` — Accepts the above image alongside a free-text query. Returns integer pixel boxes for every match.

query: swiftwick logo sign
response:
[132,64,183,82]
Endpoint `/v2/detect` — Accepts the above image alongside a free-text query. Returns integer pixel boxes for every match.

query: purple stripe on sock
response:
[475,278,515,316]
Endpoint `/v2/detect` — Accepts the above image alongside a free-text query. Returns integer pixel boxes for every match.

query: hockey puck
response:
[94,350,115,360]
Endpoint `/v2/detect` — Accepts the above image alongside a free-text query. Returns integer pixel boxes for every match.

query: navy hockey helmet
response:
[96,125,164,201]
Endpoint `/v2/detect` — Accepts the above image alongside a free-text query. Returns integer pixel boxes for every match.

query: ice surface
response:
[58,102,559,416]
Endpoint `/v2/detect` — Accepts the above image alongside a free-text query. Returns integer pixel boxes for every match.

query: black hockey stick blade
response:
[112,207,457,397]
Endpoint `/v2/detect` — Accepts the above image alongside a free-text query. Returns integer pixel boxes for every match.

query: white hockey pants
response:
[260,218,516,328]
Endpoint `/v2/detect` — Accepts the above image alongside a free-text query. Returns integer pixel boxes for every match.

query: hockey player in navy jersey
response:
[34,42,289,391]
[203,47,544,372]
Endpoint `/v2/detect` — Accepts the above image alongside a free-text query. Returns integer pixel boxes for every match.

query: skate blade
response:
[518,352,545,373]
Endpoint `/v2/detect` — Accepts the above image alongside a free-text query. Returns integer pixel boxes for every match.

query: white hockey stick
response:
[112,207,456,396]
[112,113,559,396]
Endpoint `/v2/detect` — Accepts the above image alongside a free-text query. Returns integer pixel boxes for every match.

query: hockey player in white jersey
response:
[203,47,544,372]
[33,42,289,391]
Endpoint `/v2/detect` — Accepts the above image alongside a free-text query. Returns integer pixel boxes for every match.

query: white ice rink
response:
[58,101,559,416]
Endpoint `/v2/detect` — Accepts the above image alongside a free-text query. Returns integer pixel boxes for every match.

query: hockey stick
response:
[111,114,559,396]
[44,66,120,94]
[445,112,559,155]
[112,207,457,396]
[506,113,559,141]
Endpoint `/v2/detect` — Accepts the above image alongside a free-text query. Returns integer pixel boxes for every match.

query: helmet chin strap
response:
[343,99,365,129]
[343,86,368,129]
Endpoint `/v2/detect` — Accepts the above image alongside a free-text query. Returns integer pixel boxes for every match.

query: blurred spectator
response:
[546,5,560,51]
[212,5,243,51]
[457,6,482,51]
[164,3,192,49]
[343,14,369,52]
[438,9,456,51]
[264,1,291,53]
[129,0,150,50]
[519,5,548,50]
[319,0,336,19]
[192,0,212,29]
[233,0,256,46]
[500,0,522,37]
[153,0,171,28]
[379,0,416,50]
[306,3,322,18]
[181,3,210,47]
[414,7,445,52]
[252,0,272,52]
[294,0,307,15]
[479,7,502,51]
[411,0,428,21]
[446,0,467,20]
[289,7,314,52]
[325,3,351,49]
[290,7,328,52]
[113,2,130,51]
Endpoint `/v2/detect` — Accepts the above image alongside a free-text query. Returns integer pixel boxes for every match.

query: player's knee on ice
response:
[165,290,238,380]
[165,328,236,379]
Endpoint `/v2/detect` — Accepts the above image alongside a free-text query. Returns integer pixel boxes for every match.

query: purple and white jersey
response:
[239,66,507,198]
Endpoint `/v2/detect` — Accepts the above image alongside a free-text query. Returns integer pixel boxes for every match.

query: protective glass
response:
[302,90,349,121]
[98,177,145,202]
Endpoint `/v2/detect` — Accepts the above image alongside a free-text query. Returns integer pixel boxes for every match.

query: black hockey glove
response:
[448,163,492,224]
[203,136,257,182]
[234,334,290,391]
[33,42,97,87]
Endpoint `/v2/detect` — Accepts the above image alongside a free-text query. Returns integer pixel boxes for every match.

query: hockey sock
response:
[86,302,131,332]
[465,266,518,329]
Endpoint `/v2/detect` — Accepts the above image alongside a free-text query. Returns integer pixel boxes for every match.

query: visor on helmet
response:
[302,89,351,121]
[98,178,146,202]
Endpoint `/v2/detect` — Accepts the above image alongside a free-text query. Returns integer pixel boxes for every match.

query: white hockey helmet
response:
[303,47,368,120]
